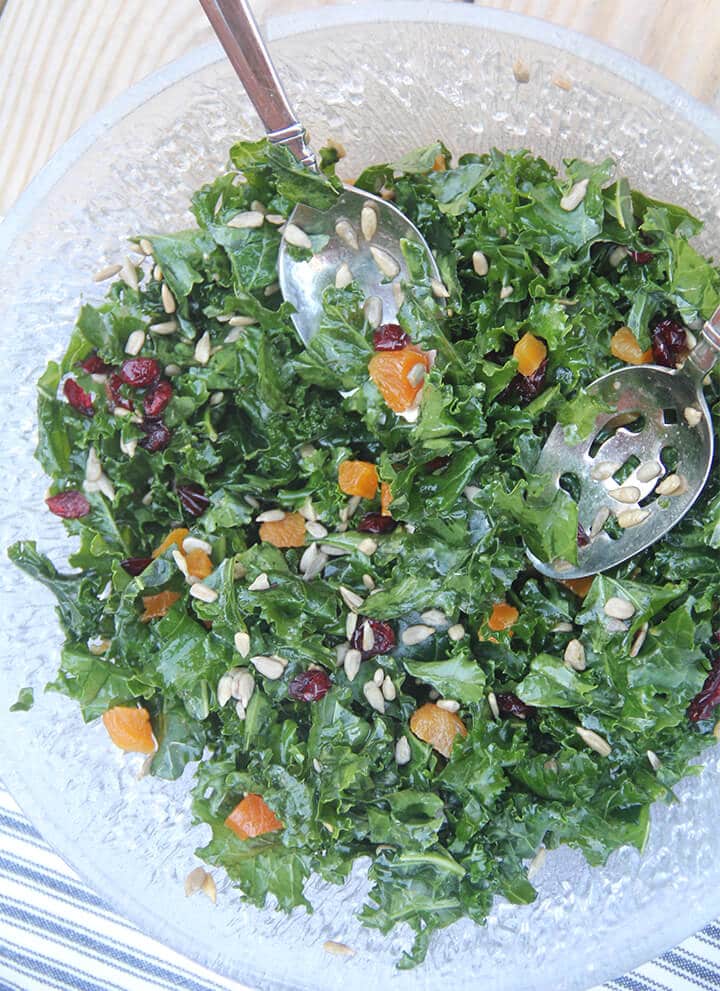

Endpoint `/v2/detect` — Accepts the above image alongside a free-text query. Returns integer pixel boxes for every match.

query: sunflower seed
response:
[324,940,356,958]
[152,263,163,282]
[499,285,513,300]
[256,509,286,523]
[335,219,359,250]
[590,461,620,481]
[363,680,386,713]
[369,246,400,279]
[362,573,376,591]
[472,250,489,276]
[513,59,530,83]
[590,506,610,538]
[297,543,317,575]
[244,495,260,509]
[346,495,362,518]
[335,262,353,289]
[392,282,405,308]
[339,586,364,611]
[563,638,586,671]
[185,866,210,897]
[487,691,500,720]
[382,676,396,701]
[551,621,574,633]
[345,612,358,639]
[463,485,480,501]
[85,446,102,483]
[304,521,327,542]
[228,316,256,329]
[182,537,212,556]
[234,631,250,657]
[646,749,661,771]
[401,624,434,645]
[193,331,211,365]
[251,655,285,680]
[361,203,378,242]
[617,508,650,528]
[284,223,313,251]
[604,596,635,619]
[527,846,546,880]
[161,282,176,313]
[121,257,139,291]
[609,245,628,267]
[321,542,348,558]
[149,320,178,335]
[164,363,181,376]
[189,583,218,603]
[216,674,234,707]
[335,642,349,667]
[629,622,649,658]
[357,537,378,556]
[406,362,426,388]
[363,623,375,652]
[118,437,137,459]
[228,210,264,229]
[264,282,280,297]
[234,700,247,720]
[373,667,385,687]
[636,461,662,483]
[394,736,412,765]
[448,623,466,641]
[209,391,224,407]
[575,726,612,757]
[421,609,447,628]
[344,649,362,681]
[172,549,190,579]
[298,495,318,520]
[437,698,460,713]
[231,670,255,708]
[364,295,383,329]
[93,263,123,283]
[248,572,270,592]
[124,329,145,356]
[656,473,684,496]
[560,178,589,212]
[264,213,284,225]
[684,406,702,427]
[609,485,641,504]
[431,278,450,299]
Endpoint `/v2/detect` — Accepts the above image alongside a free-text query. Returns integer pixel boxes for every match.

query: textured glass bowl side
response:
[1,7,719,991]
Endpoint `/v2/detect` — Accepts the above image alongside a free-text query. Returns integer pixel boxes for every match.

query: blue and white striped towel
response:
[1,780,719,991]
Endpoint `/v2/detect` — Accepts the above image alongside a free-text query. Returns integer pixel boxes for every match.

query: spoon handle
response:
[684,305,720,387]
[199,0,315,167]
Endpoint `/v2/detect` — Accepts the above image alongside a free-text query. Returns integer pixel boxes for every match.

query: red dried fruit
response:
[357,512,398,533]
[512,357,548,404]
[139,419,172,452]
[79,351,111,374]
[651,318,688,368]
[63,378,94,416]
[288,669,332,702]
[373,324,411,351]
[687,657,720,722]
[143,380,173,417]
[120,557,153,576]
[577,523,590,548]
[106,373,133,411]
[495,692,535,719]
[425,456,450,473]
[177,483,210,517]
[628,250,653,264]
[350,618,396,659]
[119,358,161,388]
[46,490,91,519]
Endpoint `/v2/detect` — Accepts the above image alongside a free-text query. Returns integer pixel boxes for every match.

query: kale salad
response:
[10,139,720,967]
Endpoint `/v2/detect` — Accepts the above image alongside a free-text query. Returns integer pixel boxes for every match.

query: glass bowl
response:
[1,4,720,989]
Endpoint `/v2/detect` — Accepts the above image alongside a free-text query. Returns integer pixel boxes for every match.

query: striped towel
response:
[1,780,718,991]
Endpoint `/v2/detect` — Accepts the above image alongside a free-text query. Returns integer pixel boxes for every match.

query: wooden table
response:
[1,0,719,216]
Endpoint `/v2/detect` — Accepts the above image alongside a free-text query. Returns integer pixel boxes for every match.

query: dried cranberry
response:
[63,378,94,416]
[120,556,153,576]
[46,490,91,519]
[350,618,396,659]
[577,523,590,548]
[177,483,210,517]
[373,324,411,351]
[119,358,160,388]
[143,380,173,417]
[106,373,133,411]
[357,513,398,533]
[425,456,450,473]
[511,358,548,404]
[288,669,332,702]
[79,351,111,374]
[495,692,535,719]
[628,250,654,264]
[139,419,172,452]
[651,318,687,368]
[687,657,720,722]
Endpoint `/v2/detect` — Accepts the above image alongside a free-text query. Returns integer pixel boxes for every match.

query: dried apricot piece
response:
[432,153,447,172]
[562,576,595,598]
[140,590,181,622]
[368,348,431,413]
[513,333,548,377]
[410,703,467,758]
[380,482,393,516]
[487,602,519,632]
[185,548,214,579]
[102,706,155,754]
[610,327,653,365]
[152,528,190,559]
[338,460,379,499]
[225,794,283,839]
[259,511,306,548]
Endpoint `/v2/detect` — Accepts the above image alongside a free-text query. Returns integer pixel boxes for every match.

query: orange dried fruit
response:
[152,527,190,559]
[185,548,213,579]
[380,482,393,516]
[432,153,447,172]
[610,327,653,365]
[225,794,284,839]
[259,511,306,548]
[102,705,155,754]
[513,332,548,377]
[368,348,431,413]
[562,576,595,598]
[409,702,467,758]
[487,602,520,632]
[140,590,181,622]
[338,460,379,499]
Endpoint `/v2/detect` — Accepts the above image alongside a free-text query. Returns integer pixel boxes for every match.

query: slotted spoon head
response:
[528,316,720,580]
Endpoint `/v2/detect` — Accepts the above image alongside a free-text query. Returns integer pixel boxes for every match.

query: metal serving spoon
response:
[528,307,720,580]
[199,0,441,343]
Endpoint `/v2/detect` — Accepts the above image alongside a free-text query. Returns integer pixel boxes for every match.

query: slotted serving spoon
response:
[529,307,720,580]
[199,0,442,344]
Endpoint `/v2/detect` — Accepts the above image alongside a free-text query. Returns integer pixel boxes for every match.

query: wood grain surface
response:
[1,0,719,215]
